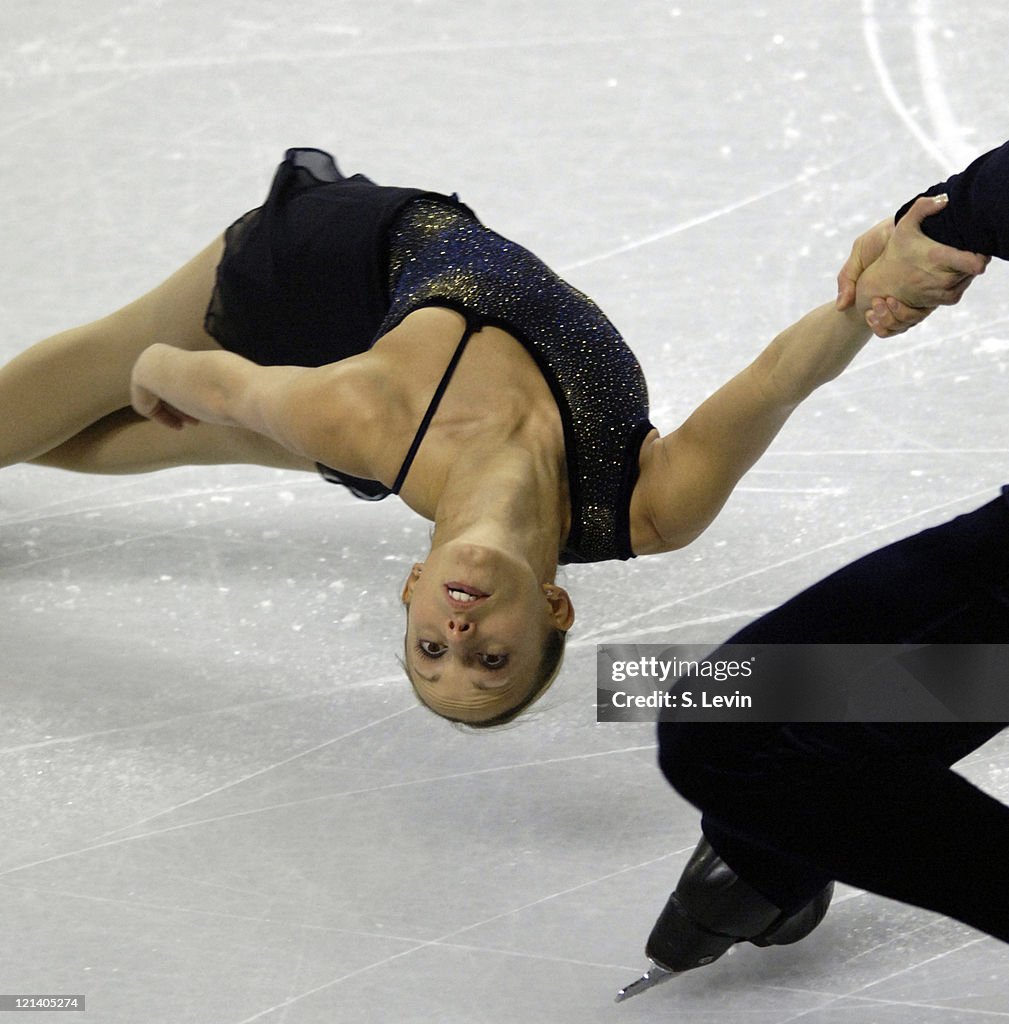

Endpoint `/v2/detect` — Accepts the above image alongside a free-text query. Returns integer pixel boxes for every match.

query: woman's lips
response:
[445,582,489,608]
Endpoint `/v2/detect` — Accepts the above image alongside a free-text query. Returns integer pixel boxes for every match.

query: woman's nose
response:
[447,618,472,635]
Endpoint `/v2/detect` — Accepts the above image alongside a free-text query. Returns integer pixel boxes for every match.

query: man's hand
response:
[836,195,990,338]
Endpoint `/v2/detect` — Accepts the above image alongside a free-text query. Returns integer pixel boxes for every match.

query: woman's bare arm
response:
[636,302,872,554]
[130,343,379,475]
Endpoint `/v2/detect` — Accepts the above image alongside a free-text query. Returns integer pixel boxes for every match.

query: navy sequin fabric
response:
[383,200,653,564]
[207,149,654,564]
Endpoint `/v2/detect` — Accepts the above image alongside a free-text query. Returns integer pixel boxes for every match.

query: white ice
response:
[2,1,1009,1021]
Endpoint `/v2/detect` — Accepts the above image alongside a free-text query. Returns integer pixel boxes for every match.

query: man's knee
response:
[656,723,731,806]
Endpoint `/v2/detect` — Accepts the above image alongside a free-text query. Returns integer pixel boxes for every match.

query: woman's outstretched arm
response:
[635,302,872,554]
[130,343,379,476]
[131,343,298,431]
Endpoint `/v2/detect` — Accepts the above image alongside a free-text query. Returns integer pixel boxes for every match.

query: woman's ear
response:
[542,584,575,630]
[401,563,424,605]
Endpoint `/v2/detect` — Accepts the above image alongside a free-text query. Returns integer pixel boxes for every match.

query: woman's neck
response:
[430,444,568,580]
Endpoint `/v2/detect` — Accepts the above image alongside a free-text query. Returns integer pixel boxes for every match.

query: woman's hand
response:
[835,214,895,312]
[130,345,201,430]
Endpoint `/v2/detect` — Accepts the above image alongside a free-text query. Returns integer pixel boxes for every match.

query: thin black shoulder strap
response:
[390,319,479,495]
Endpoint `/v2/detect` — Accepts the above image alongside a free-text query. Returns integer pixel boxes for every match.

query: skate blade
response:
[615,963,679,1002]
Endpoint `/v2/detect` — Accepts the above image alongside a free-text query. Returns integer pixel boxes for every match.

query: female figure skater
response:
[2,148,982,726]
[619,140,1009,1001]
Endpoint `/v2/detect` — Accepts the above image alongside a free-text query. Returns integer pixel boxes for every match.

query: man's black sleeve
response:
[895,140,1009,258]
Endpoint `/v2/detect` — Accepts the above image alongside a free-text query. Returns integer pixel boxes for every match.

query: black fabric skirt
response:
[204,148,435,367]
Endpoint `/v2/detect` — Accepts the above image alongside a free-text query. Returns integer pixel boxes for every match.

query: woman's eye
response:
[479,653,508,670]
[417,640,446,658]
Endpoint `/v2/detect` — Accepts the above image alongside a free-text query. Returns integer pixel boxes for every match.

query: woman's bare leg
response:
[29,408,317,475]
[1,236,226,468]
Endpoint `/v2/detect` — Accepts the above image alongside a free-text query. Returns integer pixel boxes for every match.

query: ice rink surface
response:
[2,1,1009,1021]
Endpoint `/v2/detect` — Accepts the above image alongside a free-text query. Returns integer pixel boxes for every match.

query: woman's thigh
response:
[3,237,226,465]
[76,234,227,367]
[31,407,317,475]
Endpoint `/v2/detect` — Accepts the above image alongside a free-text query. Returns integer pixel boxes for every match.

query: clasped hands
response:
[836,195,990,337]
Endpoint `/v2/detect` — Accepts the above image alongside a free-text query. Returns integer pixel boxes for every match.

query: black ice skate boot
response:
[616,836,833,1001]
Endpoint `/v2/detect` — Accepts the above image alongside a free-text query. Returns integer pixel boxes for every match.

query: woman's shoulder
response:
[373,305,472,353]
[628,429,686,556]
[628,427,739,557]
